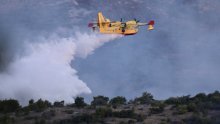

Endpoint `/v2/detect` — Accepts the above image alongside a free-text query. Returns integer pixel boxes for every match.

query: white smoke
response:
[0,32,121,105]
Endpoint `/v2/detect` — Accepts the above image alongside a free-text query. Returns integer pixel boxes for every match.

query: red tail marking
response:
[148,20,155,25]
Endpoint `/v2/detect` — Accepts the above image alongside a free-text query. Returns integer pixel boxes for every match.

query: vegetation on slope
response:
[0,91,220,124]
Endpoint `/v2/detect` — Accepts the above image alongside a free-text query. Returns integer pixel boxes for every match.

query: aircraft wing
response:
[88,22,112,28]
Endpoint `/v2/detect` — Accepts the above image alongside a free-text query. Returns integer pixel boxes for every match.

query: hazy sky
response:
[75,0,220,100]
[0,0,220,104]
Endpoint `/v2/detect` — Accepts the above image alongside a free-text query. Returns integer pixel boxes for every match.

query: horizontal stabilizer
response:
[147,20,155,30]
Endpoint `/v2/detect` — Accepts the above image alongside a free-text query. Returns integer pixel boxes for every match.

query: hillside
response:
[0,91,220,124]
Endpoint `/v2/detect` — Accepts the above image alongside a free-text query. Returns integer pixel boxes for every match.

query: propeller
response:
[88,22,93,27]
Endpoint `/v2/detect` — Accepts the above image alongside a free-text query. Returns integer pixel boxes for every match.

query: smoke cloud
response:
[0,32,120,105]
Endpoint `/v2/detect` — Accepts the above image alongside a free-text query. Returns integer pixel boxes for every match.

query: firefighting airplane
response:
[88,12,155,35]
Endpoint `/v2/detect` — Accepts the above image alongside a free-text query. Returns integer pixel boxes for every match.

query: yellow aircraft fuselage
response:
[91,12,154,35]
[98,12,138,35]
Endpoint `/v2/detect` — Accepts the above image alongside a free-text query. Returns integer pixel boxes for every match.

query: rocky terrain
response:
[0,91,220,124]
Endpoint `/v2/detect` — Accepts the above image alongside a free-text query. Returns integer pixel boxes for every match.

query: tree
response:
[194,93,207,102]
[29,99,34,105]
[165,95,190,105]
[109,96,127,106]
[208,91,220,103]
[134,92,153,104]
[53,101,64,107]
[0,99,20,113]
[91,96,109,106]
[149,101,165,114]
[75,97,86,108]
[27,99,52,112]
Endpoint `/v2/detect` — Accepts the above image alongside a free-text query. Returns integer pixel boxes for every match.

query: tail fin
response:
[97,12,106,28]
[147,20,155,30]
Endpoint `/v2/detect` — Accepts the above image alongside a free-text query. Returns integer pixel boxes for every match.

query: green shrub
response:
[53,101,64,107]
[110,96,127,106]
[25,99,52,112]
[187,103,197,112]
[95,108,112,118]
[176,105,188,114]
[149,106,164,114]
[183,114,213,124]
[0,115,15,124]
[0,99,20,113]
[91,96,109,106]
[112,110,135,118]
[34,118,46,124]
[42,110,56,119]
[60,114,101,124]
[128,119,135,124]
[134,92,153,104]
[149,101,165,114]
[165,95,190,105]
[35,99,51,112]
[74,97,86,108]
[194,93,207,103]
